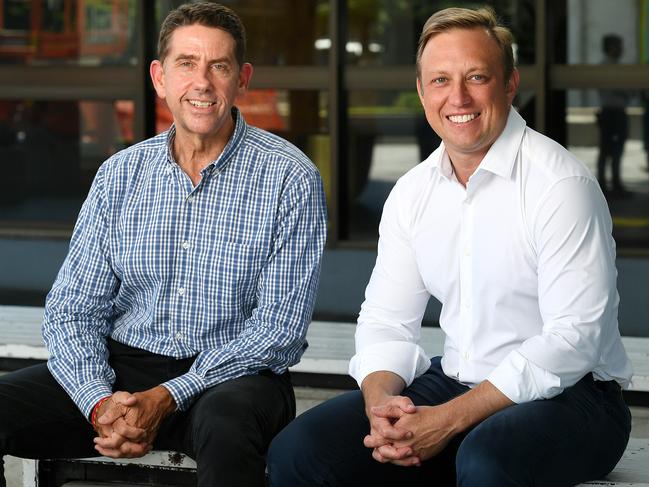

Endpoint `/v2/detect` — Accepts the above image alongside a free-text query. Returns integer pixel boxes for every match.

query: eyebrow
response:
[172,53,232,65]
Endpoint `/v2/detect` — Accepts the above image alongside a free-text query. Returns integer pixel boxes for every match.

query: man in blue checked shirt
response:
[0,3,326,486]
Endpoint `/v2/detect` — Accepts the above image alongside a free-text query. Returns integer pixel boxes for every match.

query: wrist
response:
[154,385,177,416]
[90,395,112,430]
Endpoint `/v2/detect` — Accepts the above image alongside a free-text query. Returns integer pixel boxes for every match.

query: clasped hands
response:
[364,395,456,467]
[93,385,175,459]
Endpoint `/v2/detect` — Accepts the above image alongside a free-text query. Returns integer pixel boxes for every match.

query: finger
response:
[371,405,410,420]
[94,432,127,450]
[391,396,416,413]
[372,448,390,464]
[94,444,124,458]
[111,419,148,442]
[112,391,138,406]
[390,456,422,467]
[371,421,413,442]
[376,443,414,461]
[118,440,150,458]
[97,404,127,426]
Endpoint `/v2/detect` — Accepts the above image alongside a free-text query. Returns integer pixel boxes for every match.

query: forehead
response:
[421,27,502,70]
[167,24,236,57]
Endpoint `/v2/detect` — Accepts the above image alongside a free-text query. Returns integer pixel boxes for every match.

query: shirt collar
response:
[426,107,526,181]
[163,106,248,173]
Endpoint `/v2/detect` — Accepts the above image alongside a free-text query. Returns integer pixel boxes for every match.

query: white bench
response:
[2,305,649,486]
[2,306,648,393]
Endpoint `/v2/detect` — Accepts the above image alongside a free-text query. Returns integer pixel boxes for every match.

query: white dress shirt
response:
[349,108,633,403]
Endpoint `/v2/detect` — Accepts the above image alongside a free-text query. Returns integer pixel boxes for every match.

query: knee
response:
[456,429,520,487]
[191,397,258,452]
[266,413,322,486]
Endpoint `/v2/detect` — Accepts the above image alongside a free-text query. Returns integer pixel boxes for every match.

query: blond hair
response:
[416,7,515,83]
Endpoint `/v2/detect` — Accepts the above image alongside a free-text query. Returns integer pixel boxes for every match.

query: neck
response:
[447,151,484,187]
[172,118,235,186]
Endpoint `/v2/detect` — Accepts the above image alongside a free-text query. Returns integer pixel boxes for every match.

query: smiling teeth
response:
[448,113,476,123]
[189,100,214,107]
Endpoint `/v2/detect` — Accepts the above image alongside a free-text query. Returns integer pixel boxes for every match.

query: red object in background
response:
[236,89,286,131]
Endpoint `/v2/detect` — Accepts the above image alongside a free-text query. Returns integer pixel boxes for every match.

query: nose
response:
[449,80,471,107]
[193,66,211,91]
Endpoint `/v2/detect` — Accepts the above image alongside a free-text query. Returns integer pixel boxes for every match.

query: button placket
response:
[458,194,474,373]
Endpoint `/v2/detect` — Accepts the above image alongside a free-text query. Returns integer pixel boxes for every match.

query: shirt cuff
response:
[71,379,113,420]
[162,371,206,411]
[349,341,430,388]
[487,350,563,403]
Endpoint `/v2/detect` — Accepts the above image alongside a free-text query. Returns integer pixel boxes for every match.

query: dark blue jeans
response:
[267,357,631,487]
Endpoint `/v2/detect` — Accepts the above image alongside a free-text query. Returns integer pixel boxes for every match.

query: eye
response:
[432,77,447,85]
[470,74,486,82]
[213,63,229,73]
[179,60,193,69]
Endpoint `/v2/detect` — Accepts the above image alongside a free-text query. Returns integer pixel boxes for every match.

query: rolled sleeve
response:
[487,350,562,403]
[349,341,431,388]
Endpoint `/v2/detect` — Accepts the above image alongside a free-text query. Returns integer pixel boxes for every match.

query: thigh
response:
[156,371,295,487]
[0,364,96,459]
[159,371,295,453]
[457,375,631,487]
[267,359,466,487]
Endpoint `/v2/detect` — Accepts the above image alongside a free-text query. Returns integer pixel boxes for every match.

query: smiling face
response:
[150,24,252,147]
[417,27,518,168]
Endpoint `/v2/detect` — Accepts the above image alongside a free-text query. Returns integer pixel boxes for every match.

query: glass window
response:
[155,0,329,65]
[563,89,649,247]
[566,0,644,65]
[0,99,134,227]
[346,0,536,67]
[0,0,138,66]
[345,89,427,240]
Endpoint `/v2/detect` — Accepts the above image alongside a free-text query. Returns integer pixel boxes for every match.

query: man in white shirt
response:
[267,6,633,487]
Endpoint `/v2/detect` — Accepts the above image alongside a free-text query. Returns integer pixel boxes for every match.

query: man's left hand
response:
[366,403,457,466]
[94,385,176,458]
[367,380,515,467]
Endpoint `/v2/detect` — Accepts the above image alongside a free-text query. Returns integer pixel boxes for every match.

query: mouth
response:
[187,100,216,108]
[447,113,479,124]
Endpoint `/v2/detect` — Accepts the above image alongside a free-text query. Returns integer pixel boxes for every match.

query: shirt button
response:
[178,287,185,296]
[463,352,470,360]
[187,195,194,203]
[464,301,471,309]
[464,248,471,257]
[182,241,190,250]
[175,332,184,341]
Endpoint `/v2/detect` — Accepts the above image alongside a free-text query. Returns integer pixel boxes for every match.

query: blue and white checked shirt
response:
[43,108,328,418]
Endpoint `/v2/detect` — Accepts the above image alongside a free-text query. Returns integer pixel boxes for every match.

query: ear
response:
[237,62,254,95]
[506,68,520,104]
[416,77,425,106]
[150,60,166,99]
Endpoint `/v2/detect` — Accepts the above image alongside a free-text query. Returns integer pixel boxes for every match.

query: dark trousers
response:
[0,339,295,487]
[267,357,631,487]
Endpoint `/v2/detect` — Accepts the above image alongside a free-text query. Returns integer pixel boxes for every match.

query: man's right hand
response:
[360,371,419,465]
[364,394,419,464]
[92,392,151,458]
